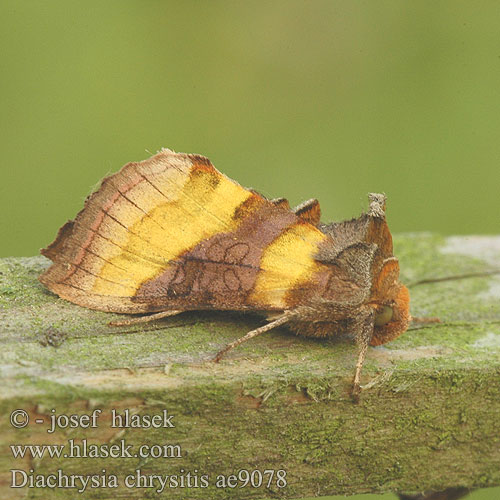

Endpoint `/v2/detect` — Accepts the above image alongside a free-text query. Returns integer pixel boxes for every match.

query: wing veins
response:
[83,246,128,273]
[103,208,179,259]
[138,171,231,232]
[68,220,168,267]
[62,261,135,290]
[108,179,168,233]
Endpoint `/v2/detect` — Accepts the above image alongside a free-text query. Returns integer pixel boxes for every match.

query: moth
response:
[40,149,410,398]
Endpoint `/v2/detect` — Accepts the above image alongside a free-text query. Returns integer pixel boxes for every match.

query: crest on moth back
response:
[40,149,410,347]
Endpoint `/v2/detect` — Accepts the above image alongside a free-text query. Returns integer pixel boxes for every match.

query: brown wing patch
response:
[293,199,321,226]
[270,197,291,210]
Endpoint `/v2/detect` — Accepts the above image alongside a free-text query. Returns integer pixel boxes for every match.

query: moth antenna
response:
[367,193,387,218]
[408,318,500,331]
[351,310,376,402]
[213,313,292,362]
[410,316,440,325]
[408,269,500,287]
[407,270,500,327]
[108,310,183,327]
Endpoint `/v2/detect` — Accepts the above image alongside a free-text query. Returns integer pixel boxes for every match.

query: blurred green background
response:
[0,1,498,499]
[1,0,499,260]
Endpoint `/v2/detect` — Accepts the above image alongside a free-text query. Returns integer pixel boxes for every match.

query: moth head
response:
[315,193,410,344]
[374,305,393,326]
[369,285,410,345]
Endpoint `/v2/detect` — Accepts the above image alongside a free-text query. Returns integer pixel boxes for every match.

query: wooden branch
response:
[1,234,499,499]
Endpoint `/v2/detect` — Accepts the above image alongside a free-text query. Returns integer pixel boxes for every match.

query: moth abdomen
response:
[286,318,351,339]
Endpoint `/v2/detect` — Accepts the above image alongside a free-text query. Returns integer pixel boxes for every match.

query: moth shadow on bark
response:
[109,309,358,360]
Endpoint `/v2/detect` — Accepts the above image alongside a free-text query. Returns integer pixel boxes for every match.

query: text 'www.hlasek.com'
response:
[9,407,287,494]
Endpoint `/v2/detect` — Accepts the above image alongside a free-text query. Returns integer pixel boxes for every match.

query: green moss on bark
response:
[1,234,499,499]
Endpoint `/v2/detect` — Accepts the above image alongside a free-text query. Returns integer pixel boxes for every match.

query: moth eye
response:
[375,306,393,326]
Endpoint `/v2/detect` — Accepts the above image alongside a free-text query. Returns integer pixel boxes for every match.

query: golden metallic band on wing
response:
[249,222,329,309]
[92,164,253,296]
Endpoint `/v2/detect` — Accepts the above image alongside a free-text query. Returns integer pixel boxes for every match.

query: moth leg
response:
[213,313,291,362]
[108,310,183,327]
[352,309,376,402]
